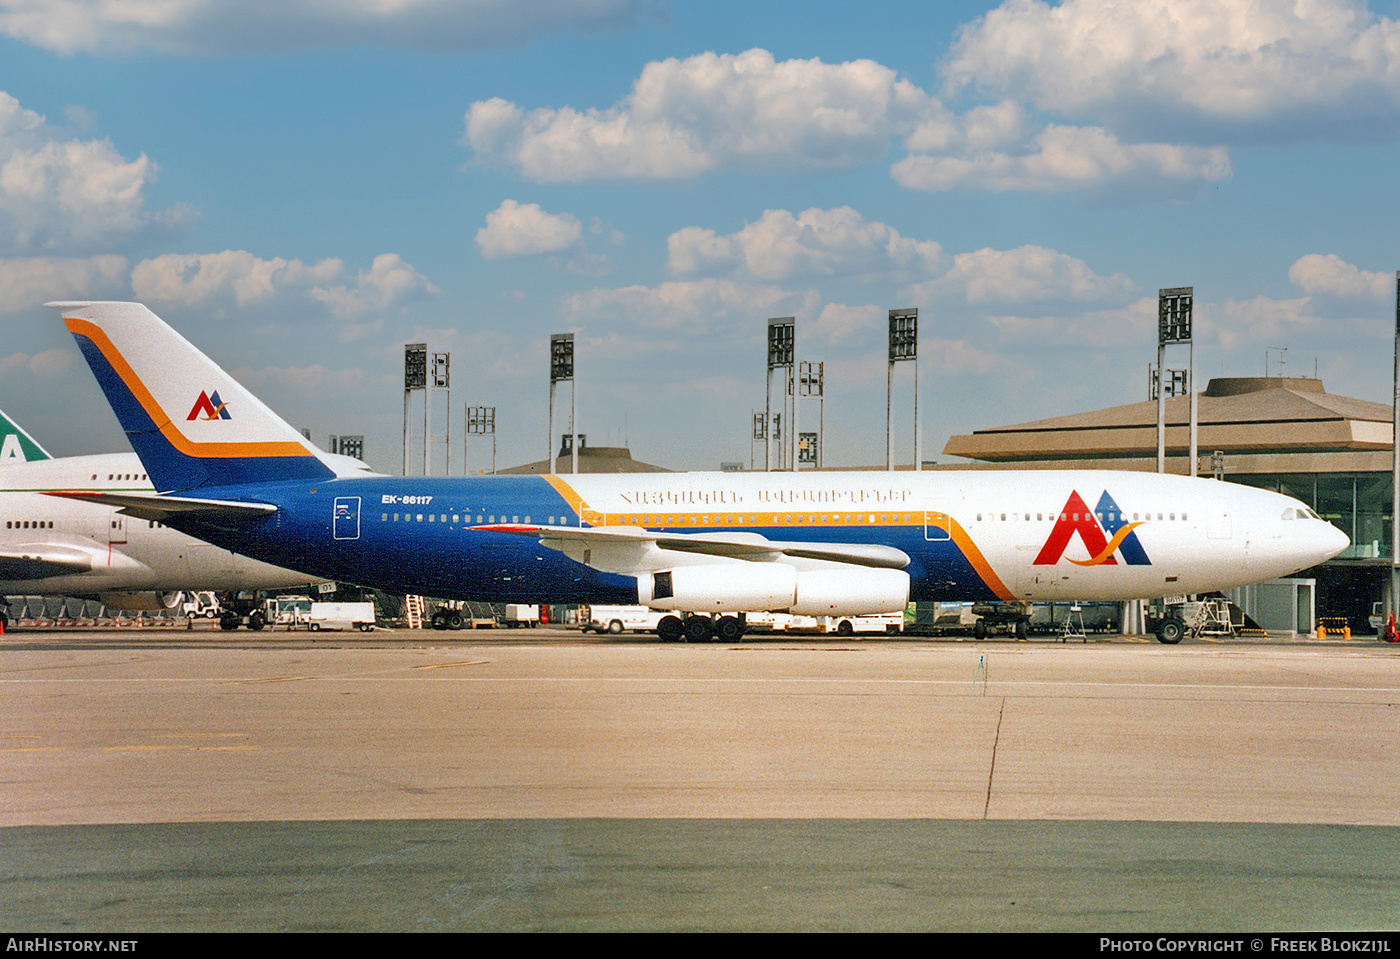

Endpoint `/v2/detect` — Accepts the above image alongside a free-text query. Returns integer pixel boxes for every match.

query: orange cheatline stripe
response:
[541,484,1014,601]
[65,318,314,460]
[929,515,1015,601]
[1066,521,1148,567]
[541,475,589,515]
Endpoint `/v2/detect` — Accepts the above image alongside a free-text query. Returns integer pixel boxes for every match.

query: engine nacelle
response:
[638,563,797,612]
[98,591,184,612]
[638,564,909,616]
[791,568,909,616]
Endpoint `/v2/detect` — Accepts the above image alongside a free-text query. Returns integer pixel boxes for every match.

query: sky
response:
[2,0,1400,475]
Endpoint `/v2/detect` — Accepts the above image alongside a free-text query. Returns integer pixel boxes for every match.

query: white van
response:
[584,605,670,634]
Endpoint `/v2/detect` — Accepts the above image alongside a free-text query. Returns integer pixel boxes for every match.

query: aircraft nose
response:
[1317,521,1350,563]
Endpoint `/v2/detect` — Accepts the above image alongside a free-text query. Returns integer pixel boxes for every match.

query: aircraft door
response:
[107,509,127,546]
[1207,499,1232,540]
[923,502,956,541]
[333,497,361,541]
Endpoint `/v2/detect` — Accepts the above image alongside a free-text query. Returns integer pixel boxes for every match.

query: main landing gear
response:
[657,614,746,643]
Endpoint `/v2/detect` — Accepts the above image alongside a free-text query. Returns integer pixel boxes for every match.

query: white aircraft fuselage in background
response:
[43,300,1350,640]
[0,443,331,609]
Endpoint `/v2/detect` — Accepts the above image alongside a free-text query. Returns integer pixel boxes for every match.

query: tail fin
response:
[48,301,335,492]
[0,407,51,463]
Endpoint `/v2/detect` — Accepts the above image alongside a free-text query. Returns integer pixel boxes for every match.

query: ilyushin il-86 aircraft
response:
[46,301,1348,644]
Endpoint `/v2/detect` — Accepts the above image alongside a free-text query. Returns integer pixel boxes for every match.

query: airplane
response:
[0,403,368,631]
[46,301,1349,644]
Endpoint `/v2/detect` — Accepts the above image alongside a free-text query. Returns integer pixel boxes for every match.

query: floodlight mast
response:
[550,333,576,474]
[432,351,449,475]
[403,343,426,476]
[766,318,794,472]
[799,360,824,469]
[467,404,496,475]
[887,309,918,472]
[1156,288,1194,476]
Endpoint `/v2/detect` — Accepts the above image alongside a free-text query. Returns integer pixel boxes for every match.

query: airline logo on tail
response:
[1034,491,1150,566]
[0,410,50,462]
[187,390,231,421]
[1,433,27,462]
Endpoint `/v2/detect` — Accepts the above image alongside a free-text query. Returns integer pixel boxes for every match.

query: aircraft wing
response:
[45,490,277,528]
[0,543,94,580]
[481,524,910,570]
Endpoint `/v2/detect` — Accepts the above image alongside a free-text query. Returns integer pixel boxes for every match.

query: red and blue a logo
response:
[187,390,231,421]
[1034,491,1150,566]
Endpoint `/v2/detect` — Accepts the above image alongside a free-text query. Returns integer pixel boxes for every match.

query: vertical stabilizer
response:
[0,408,51,463]
[48,301,335,491]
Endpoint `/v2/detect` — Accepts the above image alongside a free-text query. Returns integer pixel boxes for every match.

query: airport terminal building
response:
[941,375,1392,633]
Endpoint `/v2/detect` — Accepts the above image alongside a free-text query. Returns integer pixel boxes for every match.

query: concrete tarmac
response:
[3,628,1399,932]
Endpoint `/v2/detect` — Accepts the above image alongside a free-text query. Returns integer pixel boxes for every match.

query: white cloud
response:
[667,206,947,281]
[131,250,341,306]
[462,47,1234,200]
[0,91,194,253]
[944,0,1400,139]
[893,124,1231,200]
[0,347,79,379]
[904,245,1135,305]
[131,250,438,336]
[983,297,1157,350]
[1289,253,1394,299]
[809,303,881,346]
[563,278,818,334]
[1208,295,1319,350]
[0,254,126,313]
[475,200,619,276]
[463,48,936,181]
[476,199,583,259]
[0,0,664,55]
[309,253,441,320]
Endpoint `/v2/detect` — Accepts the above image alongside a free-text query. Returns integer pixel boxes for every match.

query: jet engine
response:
[97,590,185,612]
[637,564,909,616]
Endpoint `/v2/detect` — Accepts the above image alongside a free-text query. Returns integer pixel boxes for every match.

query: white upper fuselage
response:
[540,468,1348,602]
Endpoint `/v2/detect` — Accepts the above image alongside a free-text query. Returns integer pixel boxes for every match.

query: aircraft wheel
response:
[219,614,239,631]
[715,616,744,643]
[657,616,683,642]
[431,612,447,630]
[607,619,624,634]
[973,620,988,640]
[1015,621,1028,640]
[1156,617,1185,645]
[683,615,715,643]
[247,612,265,632]
[448,611,464,630]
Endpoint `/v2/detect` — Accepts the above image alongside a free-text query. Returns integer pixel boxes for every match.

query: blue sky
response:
[3,0,1400,474]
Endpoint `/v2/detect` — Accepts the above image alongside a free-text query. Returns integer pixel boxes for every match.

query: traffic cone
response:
[1387,613,1398,644]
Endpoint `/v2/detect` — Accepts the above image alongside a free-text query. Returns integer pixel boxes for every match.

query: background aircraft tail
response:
[48,301,335,492]
[0,408,51,463]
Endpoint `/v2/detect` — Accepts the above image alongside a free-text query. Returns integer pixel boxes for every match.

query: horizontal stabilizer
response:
[479,524,910,570]
[0,543,93,580]
[46,490,277,528]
